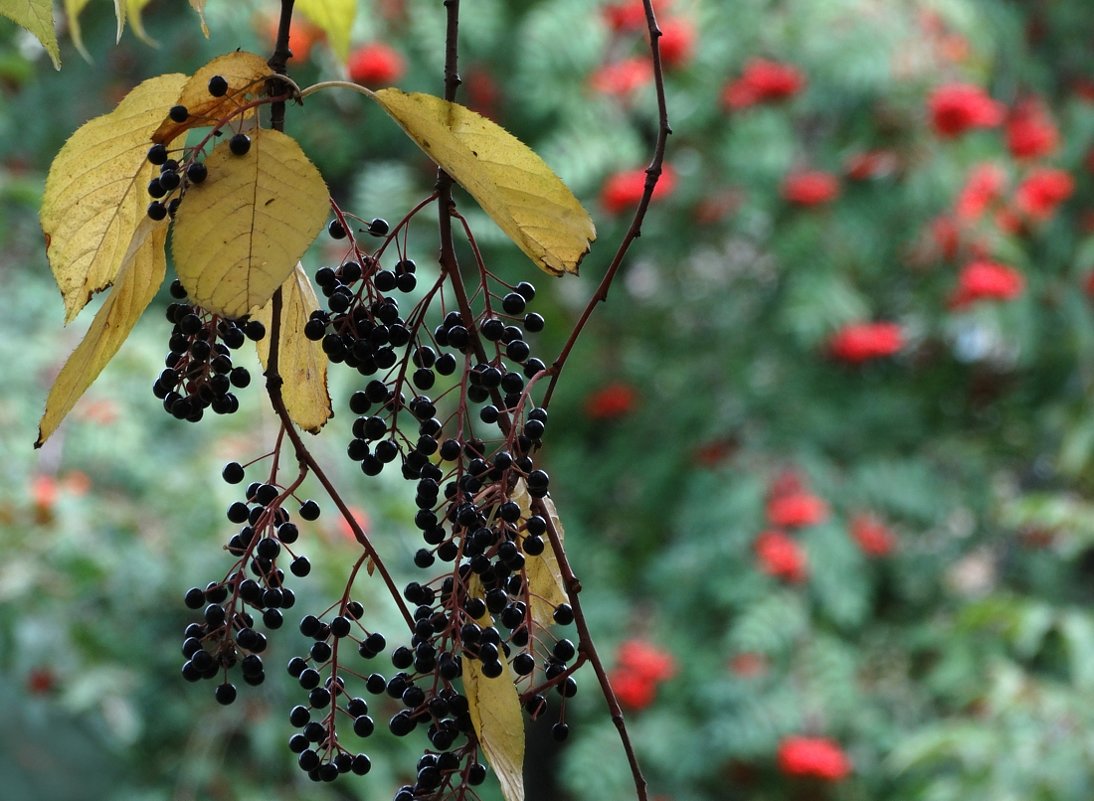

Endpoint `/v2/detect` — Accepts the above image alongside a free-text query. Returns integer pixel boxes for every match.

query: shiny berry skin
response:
[169,105,189,122]
[553,604,574,625]
[299,500,320,520]
[208,75,228,97]
[222,462,245,484]
[229,133,251,156]
[186,162,208,184]
[502,292,527,314]
[368,218,390,236]
[147,202,168,221]
[328,219,346,239]
[147,144,168,165]
[215,683,237,705]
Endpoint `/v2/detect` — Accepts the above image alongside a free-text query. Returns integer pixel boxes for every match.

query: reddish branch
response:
[542,0,672,409]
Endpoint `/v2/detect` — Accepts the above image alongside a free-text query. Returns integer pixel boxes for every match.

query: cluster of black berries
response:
[284,600,379,781]
[145,137,207,221]
[145,75,256,221]
[153,280,261,421]
[306,259,417,371]
[180,463,320,704]
[284,577,495,791]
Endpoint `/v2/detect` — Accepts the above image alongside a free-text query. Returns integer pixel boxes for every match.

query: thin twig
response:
[541,0,672,409]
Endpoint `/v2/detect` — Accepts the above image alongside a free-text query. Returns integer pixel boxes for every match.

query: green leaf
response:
[171,128,329,318]
[370,89,595,277]
[1,0,61,68]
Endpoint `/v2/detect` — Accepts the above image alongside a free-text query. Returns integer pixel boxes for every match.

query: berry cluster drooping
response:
[177,195,581,798]
[153,280,261,421]
[180,464,319,704]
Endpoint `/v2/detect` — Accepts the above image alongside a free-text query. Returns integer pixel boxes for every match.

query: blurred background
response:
[3,0,1094,799]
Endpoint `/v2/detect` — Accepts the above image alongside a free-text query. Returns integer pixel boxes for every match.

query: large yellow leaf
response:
[371,89,595,277]
[514,481,569,630]
[152,52,273,145]
[1,0,61,68]
[171,128,328,318]
[254,264,332,433]
[41,72,187,322]
[36,216,168,447]
[465,576,525,801]
[295,0,355,61]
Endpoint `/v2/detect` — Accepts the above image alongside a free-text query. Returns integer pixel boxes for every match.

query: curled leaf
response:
[36,216,168,446]
[371,89,595,277]
[152,52,273,144]
[171,128,329,318]
[62,0,91,61]
[465,576,525,801]
[125,0,158,46]
[2,0,61,68]
[41,73,187,322]
[254,264,332,433]
[188,0,208,36]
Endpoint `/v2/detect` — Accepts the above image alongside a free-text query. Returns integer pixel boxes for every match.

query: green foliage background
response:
[3,1,1094,800]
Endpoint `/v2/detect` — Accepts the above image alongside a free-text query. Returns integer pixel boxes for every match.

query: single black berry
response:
[215,683,237,705]
[147,144,168,165]
[229,133,251,156]
[208,75,229,97]
[147,201,167,221]
[186,162,208,184]
[328,219,346,239]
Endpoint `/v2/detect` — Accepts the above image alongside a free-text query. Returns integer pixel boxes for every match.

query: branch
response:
[260,0,413,633]
[533,496,648,801]
[542,0,672,408]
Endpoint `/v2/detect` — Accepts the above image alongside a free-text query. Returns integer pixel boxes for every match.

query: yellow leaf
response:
[465,576,525,801]
[514,481,569,630]
[254,264,332,433]
[36,216,168,447]
[62,0,91,61]
[126,0,157,46]
[188,0,208,36]
[371,89,595,277]
[171,128,329,318]
[41,72,187,322]
[1,0,61,67]
[152,51,273,145]
[295,0,356,61]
